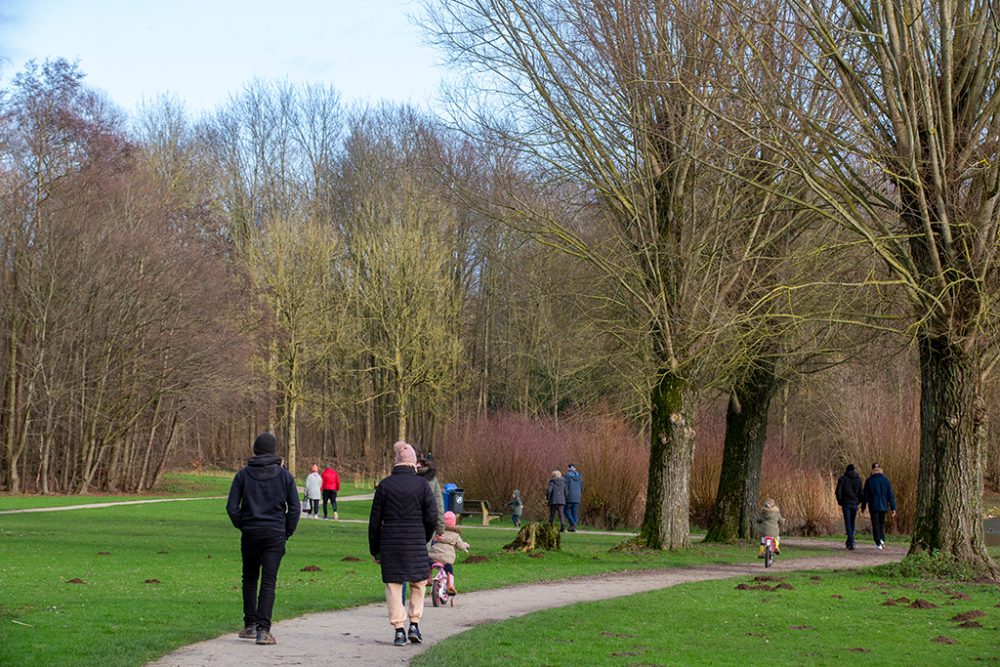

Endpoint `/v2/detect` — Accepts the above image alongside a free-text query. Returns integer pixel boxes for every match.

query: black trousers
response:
[241,530,286,630]
[870,510,887,545]
[322,489,338,516]
[842,505,858,546]
[548,504,565,529]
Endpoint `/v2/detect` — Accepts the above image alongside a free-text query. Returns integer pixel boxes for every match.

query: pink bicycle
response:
[429,561,454,607]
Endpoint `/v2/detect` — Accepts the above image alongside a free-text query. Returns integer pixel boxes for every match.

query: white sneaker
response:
[876,544,884,550]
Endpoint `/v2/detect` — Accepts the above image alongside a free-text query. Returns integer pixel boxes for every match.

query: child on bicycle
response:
[756,498,786,557]
[428,511,470,594]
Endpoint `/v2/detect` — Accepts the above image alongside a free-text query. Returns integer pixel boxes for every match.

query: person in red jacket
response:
[321,464,341,519]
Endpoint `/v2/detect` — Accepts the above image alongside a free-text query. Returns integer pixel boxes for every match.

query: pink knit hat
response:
[444,511,457,528]
[393,440,418,467]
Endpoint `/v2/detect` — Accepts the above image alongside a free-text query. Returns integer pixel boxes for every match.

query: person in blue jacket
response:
[564,463,583,531]
[226,433,301,645]
[860,462,896,550]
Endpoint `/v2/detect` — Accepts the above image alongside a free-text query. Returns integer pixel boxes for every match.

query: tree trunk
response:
[286,395,299,477]
[912,334,998,578]
[638,369,696,549]
[705,358,778,542]
[4,325,20,493]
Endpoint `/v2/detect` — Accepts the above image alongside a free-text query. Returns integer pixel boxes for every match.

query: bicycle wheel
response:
[764,544,773,568]
[432,578,442,607]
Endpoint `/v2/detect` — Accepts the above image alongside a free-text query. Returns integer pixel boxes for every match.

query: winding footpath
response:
[149,539,905,667]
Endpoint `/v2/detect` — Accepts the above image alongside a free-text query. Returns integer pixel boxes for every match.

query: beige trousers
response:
[385,580,426,628]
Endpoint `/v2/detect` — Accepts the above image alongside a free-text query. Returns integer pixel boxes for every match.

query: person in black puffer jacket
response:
[226,432,300,645]
[835,463,863,550]
[369,440,438,647]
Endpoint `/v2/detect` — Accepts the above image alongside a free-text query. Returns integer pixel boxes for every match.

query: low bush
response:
[436,411,646,529]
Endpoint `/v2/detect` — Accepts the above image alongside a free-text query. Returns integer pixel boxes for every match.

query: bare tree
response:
[716,0,999,574]
[424,0,795,548]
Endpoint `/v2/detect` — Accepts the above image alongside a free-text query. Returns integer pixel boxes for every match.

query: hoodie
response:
[226,453,301,537]
[835,469,863,507]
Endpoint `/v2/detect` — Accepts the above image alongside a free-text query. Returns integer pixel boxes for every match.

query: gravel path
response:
[148,539,905,667]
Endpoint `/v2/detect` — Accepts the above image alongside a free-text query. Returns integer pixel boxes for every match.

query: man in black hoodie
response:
[835,463,863,550]
[226,432,301,645]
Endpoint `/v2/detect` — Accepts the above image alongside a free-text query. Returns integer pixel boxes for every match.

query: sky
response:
[0,0,445,116]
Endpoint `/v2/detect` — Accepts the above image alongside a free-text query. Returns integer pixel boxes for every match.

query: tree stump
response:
[503,522,561,552]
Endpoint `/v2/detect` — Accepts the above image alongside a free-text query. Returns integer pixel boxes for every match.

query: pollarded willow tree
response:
[425,0,801,548]
[724,0,1000,575]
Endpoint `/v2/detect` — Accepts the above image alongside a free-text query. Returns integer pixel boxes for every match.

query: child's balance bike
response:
[429,561,454,607]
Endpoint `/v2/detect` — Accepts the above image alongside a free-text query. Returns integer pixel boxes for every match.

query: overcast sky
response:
[0,0,445,116]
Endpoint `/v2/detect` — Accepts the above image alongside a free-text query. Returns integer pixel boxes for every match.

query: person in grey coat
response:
[369,441,438,646]
[546,470,567,532]
[564,463,583,531]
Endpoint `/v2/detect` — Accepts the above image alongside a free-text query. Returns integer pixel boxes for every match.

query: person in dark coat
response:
[546,470,567,532]
[564,463,583,531]
[860,462,896,549]
[416,454,446,536]
[226,432,301,645]
[835,463,863,550]
[369,440,438,646]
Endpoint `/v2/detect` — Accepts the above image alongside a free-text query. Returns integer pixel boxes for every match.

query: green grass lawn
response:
[414,566,1000,667]
[0,492,821,667]
[0,471,373,511]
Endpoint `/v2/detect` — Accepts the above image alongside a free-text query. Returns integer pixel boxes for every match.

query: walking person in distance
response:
[369,440,438,646]
[564,463,583,531]
[860,462,896,549]
[835,463,863,550]
[226,433,301,645]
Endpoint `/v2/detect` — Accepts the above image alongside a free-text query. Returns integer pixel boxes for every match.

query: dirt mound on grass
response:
[882,597,911,606]
[910,599,938,609]
[950,610,985,622]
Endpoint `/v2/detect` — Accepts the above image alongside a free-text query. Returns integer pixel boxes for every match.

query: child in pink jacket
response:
[427,511,470,594]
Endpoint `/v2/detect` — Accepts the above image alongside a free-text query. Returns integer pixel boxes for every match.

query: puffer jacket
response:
[427,528,469,565]
[369,465,438,583]
[321,467,340,491]
[304,472,322,500]
[755,504,785,538]
[546,477,566,506]
[226,454,301,537]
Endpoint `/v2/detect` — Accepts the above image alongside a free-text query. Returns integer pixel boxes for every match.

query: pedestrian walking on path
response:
[835,463,863,550]
[304,465,322,518]
[321,464,341,519]
[226,433,301,645]
[546,470,567,532]
[369,441,438,647]
[564,464,583,531]
[860,462,896,549]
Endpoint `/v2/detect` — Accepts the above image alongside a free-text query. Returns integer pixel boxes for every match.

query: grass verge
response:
[0,497,819,666]
[413,565,1000,667]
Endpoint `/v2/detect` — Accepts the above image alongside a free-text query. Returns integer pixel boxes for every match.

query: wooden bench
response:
[460,499,502,526]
